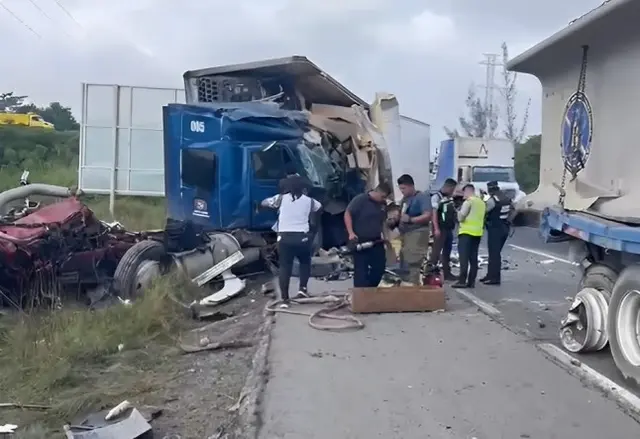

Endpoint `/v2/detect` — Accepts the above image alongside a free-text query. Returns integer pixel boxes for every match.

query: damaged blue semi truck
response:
[162,56,401,253]
[91,56,424,312]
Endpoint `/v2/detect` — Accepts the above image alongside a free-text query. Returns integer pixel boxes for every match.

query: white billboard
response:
[78,83,185,199]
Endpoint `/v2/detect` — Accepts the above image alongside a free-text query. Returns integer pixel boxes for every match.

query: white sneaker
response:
[279,303,290,309]
[294,290,309,299]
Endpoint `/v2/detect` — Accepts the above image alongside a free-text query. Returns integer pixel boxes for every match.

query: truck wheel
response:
[559,264,617,353]
[607,265,640,385]
[579,264,618,296]
[113,240,167,299]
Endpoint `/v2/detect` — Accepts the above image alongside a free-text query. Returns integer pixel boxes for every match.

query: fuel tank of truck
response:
[507,0,640,223]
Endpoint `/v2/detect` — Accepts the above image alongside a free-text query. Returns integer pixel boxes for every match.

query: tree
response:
[444,85,498,138]
[500,42,530,143]
[0,92,27,112]
[514,134,541,193]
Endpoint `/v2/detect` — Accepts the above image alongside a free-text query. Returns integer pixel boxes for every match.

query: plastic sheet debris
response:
[0,424,17,434]
[64,405,152,439]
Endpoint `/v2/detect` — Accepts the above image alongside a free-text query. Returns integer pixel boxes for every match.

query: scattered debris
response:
[64,405,153,439]
[0,424,17,434]
[180,338,255,354]
[105,401,133,421]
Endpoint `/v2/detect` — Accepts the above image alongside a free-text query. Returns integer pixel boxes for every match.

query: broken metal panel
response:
[183,55,368,109]
[508,0,640,222]
[65,407,152,439]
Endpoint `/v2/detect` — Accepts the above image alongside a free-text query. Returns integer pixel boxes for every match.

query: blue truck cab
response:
[162,102,350,232]
[162,56,370,248]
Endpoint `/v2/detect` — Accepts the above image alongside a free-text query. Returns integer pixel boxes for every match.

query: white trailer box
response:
[507,0,640,222]
[369,93,431,201]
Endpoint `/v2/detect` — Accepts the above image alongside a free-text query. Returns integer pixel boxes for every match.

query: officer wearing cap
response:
[481,181,516,285]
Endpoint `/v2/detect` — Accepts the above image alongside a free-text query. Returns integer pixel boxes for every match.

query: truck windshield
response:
[472,166,515,182]
[296,142,334,187]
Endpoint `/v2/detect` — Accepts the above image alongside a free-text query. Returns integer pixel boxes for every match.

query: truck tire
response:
[607,265,640,385]
[579,264,618,300]
[113,240,167,299]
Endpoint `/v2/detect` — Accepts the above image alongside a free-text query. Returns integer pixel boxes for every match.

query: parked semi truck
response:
[432,136,526,203]
[507,0,640,384]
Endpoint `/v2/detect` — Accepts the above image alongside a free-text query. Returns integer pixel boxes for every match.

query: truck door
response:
[180,147,221,227]
[249,143,291,230]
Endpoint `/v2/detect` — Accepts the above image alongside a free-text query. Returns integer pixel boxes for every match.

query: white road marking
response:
[538,343,640,416]
[508,244,578,266]
[454,288,501,316]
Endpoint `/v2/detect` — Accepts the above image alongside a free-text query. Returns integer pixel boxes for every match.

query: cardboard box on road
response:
[350,286,445,313]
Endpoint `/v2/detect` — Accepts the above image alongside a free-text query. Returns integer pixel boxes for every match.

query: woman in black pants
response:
[261,175,322,308]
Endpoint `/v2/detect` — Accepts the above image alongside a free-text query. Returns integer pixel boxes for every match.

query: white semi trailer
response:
[508,0,640,384]
[432,137,526,203]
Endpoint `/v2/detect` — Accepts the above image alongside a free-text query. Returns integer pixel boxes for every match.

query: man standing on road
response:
[396,174,432,285]
[452,184,486,289]
[428,178,458,281]
[480,181,516,285]
[344,183,392,288]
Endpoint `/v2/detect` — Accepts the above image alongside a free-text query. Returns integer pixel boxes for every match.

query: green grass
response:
[0,276,189,434]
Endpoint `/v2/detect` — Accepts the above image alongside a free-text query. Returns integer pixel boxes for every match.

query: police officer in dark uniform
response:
[481,181,516,285]
[428,178,458,280]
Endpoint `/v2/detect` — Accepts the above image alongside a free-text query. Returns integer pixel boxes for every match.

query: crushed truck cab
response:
[162,56,400,250]
[508,0,640,384]
[162,102,362,234]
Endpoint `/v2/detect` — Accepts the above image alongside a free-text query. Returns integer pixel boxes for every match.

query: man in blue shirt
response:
[396,174,432,284]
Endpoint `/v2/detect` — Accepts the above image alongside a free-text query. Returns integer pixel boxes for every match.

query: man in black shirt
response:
[344,183,392,288]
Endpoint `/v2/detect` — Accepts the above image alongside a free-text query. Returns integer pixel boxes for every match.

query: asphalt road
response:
[260,282,640,438]
[465,226,638,395]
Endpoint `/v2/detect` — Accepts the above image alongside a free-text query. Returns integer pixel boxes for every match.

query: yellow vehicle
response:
[0,112,54,129]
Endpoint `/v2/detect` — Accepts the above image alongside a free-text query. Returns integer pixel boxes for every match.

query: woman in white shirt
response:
[261,175,322,307]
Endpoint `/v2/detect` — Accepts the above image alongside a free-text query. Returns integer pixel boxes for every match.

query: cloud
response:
[0,0,608,141]
[371,10,457,53]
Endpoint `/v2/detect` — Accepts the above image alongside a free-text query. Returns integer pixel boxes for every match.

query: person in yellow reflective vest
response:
[452,184,486,289]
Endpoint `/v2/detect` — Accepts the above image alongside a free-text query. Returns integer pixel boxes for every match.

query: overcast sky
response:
[0,0,603,141]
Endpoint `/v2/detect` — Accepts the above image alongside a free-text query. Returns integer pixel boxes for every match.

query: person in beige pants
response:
[396,174,432,284]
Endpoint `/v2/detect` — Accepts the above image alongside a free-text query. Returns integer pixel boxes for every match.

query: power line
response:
[27,0,74,38]
[27,0,54,22]
[50,0,82,28]
[0,1,41,38]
